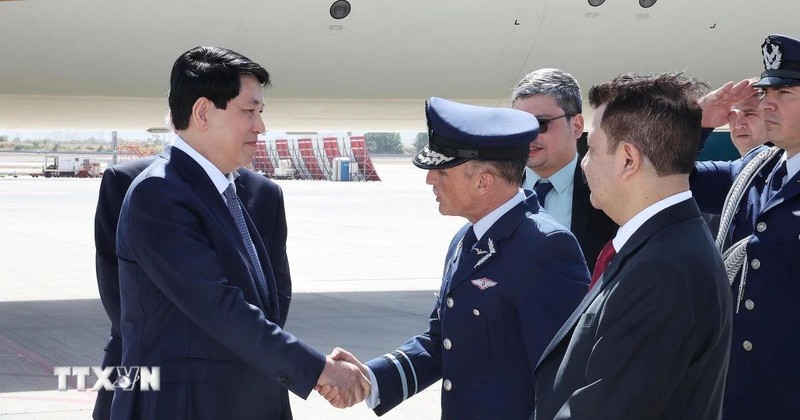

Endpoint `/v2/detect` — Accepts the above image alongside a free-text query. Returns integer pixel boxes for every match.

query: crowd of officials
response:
[91,33,800,420]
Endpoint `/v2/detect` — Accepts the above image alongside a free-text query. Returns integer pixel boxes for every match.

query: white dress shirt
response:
[611,191,693,253]
[172,136,236,194]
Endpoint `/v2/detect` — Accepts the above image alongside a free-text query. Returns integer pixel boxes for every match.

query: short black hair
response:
[169,46,270,130]
[588,73,707,176]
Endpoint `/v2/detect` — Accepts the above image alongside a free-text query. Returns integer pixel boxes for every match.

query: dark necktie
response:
[590,240,616,290]
[458,226,477,268]
[769,160,788,200]
[223,184,270,302]
[534,179,554,207]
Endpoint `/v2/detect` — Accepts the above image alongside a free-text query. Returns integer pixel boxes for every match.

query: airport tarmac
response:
[0,157,465,419]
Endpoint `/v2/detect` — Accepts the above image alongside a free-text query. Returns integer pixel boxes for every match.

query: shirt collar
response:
[784,150,800,183]
[472,189,527,240]
[172,136,235,195]
[612,190,693,252]
[525,154,578,193]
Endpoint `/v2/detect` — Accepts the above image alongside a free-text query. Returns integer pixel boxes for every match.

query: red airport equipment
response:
[251,141,275,176]
[297,138,326,180]
[116,144,160,160]
[348,136,382,181]
[249,135,381,182]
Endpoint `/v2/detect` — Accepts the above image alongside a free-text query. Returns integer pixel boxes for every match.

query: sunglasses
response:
[537,113,572,134]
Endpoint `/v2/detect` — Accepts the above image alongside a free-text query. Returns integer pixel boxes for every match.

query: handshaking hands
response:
[315,347,371,408]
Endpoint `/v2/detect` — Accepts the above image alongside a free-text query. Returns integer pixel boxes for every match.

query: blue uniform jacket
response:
[692,145,800,420]
[366,191,590,420]
[111,147,325,420]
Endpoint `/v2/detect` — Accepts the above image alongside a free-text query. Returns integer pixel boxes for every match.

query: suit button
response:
[745,299,755,310]
[756,222,767,232]
[750,259,761,270]
[443,379,452,391]
[472,309,480,316]
[743,340,753,352]
[446,297,454,308]
[443,338,452,350]
[277,375,291,385]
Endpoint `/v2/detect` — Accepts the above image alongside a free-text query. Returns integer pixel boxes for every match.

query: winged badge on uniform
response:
[473,238,496,268]
[471,278,498,290]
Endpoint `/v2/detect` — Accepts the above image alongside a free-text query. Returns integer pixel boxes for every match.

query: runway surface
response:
[0,157,463,419]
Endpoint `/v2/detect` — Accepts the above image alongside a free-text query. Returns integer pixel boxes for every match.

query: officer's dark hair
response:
[465,158,528,187]
[169,46,270,131]
[588,72,707,176]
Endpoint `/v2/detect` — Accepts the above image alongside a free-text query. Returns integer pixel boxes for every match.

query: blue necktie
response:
[223,184,270,302]
[769,160,788,200]
[534,179,554,207]
[458,226,477,268]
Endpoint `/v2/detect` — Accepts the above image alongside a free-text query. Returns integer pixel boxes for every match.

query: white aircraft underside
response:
[0,0,796,131]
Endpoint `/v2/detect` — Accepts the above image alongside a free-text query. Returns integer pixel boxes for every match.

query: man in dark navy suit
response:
[322,97,590,419]
[92,156,292,419]
[514,68,618,271]
[533,73,732,419]
[691,34,800,420]
[110,46,368,420]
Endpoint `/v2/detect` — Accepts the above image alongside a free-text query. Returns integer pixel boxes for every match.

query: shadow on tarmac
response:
[0,290,434,393]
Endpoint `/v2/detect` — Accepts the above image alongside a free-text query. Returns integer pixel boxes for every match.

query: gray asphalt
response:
[0,157,459,419]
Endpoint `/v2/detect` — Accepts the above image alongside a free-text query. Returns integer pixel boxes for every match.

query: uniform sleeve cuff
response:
[365,366,380,409]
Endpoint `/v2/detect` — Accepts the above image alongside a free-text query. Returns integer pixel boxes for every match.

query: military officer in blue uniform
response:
[691,34,800,419]
[324,97,590,419]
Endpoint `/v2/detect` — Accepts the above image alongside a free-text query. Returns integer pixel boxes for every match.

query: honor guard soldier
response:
[692,34,800,419]
[324,97,590,419]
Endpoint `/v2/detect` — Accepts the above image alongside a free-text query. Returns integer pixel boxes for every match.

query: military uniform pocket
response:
[461,297,506,358]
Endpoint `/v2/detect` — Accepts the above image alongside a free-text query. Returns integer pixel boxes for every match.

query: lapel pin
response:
[474,238,496,268]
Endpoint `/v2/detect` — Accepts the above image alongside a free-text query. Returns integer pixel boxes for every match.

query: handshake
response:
[315,347,371,408]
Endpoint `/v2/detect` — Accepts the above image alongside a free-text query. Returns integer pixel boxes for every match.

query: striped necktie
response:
[223,184,270,302]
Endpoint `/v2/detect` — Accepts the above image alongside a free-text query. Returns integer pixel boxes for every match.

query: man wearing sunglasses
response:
[514,68,618,271]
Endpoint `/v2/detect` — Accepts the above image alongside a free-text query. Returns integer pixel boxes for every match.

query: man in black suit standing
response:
[92,155,292,419]
[513,68,617,272]
[532,73,732,419]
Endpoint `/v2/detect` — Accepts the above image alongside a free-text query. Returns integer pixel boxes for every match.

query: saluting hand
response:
[700,79,758,128]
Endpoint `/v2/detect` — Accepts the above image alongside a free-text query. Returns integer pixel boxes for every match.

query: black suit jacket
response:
[92,155,294,420]
[533,198,732,420]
